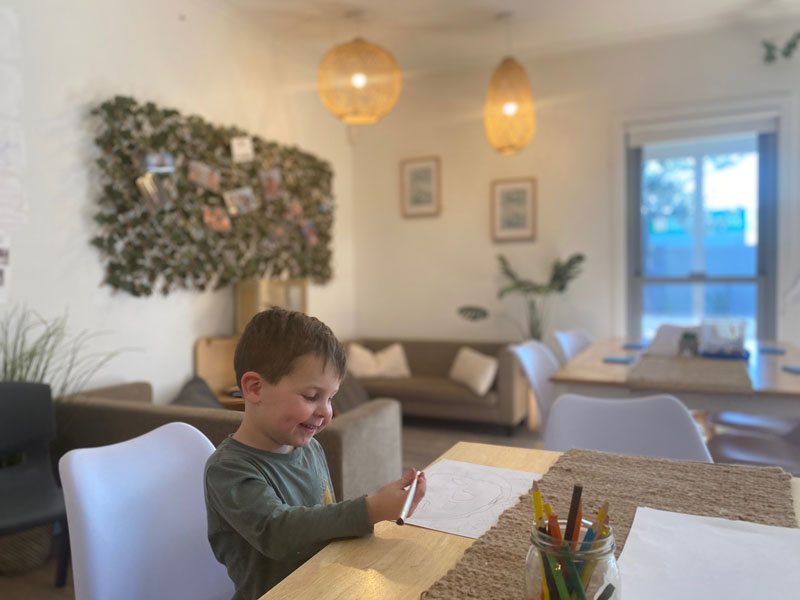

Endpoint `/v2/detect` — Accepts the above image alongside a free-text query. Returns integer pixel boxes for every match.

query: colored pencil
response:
[544,502,553,517]
[596,583,615,600]
[395,470,419,525]
[533,480,544,523]
[545,554,571,600]
[560,544,587,600]
[565,484,583,542]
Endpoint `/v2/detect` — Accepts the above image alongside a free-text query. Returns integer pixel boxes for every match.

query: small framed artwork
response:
[490,177,536,242]
[400,156,440,218]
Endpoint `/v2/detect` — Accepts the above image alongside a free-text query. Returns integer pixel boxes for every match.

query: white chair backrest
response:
[543,393,712,462]
[510,340,560,427]
[553,329,594,363]
[59,422,234,600]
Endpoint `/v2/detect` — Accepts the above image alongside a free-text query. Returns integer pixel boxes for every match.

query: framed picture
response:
[490,177,536,242]
[400,156,440,217]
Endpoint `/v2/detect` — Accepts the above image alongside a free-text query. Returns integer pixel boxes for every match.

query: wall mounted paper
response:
[0,8,20,60]
[0,119,25,171]
[0,65,22,117]
[0,172,25,224]
[404,459,540,539]
[618,507,800,599]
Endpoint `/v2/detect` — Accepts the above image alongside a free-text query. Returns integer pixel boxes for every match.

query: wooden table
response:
[261,442,800,599]
[551,338,800,418]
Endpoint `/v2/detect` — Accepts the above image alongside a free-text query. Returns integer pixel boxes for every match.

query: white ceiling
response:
[224,0,800,70]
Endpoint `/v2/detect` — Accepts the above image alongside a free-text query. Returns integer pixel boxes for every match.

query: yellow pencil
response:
[543,502,553,518]
[532,480,544,523]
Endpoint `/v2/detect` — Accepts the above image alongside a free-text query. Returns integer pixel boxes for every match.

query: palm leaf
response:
[548,253,585,292]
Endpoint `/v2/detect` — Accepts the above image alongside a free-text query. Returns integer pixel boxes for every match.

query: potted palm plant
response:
[458,253,585,340]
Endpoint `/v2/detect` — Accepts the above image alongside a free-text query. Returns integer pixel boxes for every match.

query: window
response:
[626,120,777,340]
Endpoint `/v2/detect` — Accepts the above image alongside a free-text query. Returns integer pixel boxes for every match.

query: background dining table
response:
[550,338,800,418]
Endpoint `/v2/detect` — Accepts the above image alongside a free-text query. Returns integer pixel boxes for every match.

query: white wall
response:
[0,0,356,401]
[352,20,800,345]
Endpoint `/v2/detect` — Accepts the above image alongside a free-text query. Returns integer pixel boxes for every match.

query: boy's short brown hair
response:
[234,307,347,388]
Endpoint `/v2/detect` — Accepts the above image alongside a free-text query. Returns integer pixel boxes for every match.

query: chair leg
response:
[55,519,70,588]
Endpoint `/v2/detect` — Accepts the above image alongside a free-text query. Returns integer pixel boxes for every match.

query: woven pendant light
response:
[483,56,536,154]
[317,38,403,125]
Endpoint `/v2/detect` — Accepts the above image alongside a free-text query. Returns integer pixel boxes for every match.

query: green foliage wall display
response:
[91,96,335,296]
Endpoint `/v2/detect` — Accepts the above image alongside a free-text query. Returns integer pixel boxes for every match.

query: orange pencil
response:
[547,513,563,540]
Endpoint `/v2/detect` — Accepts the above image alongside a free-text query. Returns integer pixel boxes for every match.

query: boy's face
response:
[244,353,340,453]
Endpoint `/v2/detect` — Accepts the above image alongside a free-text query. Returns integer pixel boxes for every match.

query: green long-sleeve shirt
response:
[204,436,373,600]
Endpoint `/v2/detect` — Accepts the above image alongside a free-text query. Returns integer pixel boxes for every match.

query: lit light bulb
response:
[351,72,367,88]
[502,101,518,116]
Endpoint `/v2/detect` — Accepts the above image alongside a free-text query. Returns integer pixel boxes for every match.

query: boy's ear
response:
[239,371,264,403]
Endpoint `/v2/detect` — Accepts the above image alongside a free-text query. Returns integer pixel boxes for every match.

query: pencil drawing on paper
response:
[405,459,541,539]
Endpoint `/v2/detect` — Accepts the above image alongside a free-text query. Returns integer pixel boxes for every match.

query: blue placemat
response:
[782,365,800,375]
[603,355,634,364]
[759,346,786,355]
[699,349,750,360]
[622,342,646,350]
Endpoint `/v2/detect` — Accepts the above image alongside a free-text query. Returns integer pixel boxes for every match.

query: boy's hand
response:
[366,469,427,524]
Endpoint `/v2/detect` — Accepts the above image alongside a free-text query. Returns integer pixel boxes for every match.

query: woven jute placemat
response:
[420,448,796,599]
[627,354,752,393]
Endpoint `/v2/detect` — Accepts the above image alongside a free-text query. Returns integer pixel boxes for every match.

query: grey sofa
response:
[350,339,528,429]
[53,381,402,501]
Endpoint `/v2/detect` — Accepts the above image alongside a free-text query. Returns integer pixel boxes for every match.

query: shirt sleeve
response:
[206,459,374,561]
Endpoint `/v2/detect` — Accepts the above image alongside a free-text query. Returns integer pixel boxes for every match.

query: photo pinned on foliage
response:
[188,160,220,193]
[202,206,231,232]
[223,186,259,216]
[145,152,174,174]
[135,172,169,212]
[258,167,282,200]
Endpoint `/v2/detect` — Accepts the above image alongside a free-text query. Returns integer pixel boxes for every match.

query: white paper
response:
[404,459,541,539]
[0,64,22,117]
[0,119,25,171]
[618,507,800,599]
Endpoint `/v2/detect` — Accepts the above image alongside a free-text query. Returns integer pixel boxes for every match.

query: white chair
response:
[543,393,713,462]
[59,422,234,600]
[553,329,594,363]
[510,340,561,428]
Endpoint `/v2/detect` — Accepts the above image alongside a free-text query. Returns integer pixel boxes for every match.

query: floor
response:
[0,417,541,600]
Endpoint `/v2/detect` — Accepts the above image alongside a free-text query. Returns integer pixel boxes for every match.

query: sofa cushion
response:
[449,347,498,396]
[332,372,369,415]
[361,376,498,408]
[171,376,224,409]
[347,342,411,378]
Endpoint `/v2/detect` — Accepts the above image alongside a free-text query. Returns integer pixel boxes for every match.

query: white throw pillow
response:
[347,343,379,378]
[449,347,498,396]
[374,343,411,378]
[347,342,411,378]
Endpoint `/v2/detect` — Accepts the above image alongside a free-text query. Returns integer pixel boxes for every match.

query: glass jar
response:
[525,518,620,600]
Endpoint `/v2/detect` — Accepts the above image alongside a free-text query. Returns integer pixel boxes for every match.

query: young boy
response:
[204,307,426,599]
